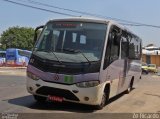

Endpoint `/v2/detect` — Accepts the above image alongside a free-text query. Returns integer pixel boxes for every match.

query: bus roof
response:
[48,17,139,38]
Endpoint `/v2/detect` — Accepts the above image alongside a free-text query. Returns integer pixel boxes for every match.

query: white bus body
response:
[26,17,142,109]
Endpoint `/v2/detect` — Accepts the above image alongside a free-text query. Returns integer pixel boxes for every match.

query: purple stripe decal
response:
[27,65,99,84]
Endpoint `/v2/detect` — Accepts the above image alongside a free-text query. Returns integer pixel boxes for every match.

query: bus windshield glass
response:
[33,21,107,63]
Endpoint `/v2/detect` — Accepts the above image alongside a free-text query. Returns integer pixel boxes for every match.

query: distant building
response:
[142,45,160,67]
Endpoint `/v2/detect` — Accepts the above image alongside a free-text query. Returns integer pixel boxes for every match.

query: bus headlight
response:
[27,71,40,81]
[76,81,100,88]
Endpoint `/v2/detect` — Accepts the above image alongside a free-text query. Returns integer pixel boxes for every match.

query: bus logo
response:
[54,74,59,80]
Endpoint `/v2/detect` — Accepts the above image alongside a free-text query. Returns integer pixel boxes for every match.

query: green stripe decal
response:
[64,75,73,84]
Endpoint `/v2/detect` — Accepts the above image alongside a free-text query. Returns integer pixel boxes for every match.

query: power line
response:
[15,0,160,28]
[17,0,140,24]
[2,0,160,28]
[2,0,77,17]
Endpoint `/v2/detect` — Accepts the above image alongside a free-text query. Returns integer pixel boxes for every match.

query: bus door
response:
[102,26,121,98]
[117,32,131,93]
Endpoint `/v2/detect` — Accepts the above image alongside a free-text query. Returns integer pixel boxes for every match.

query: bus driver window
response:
[103,26,121,69]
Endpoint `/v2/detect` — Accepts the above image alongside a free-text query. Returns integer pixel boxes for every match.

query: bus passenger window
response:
[121,37,129,59]
[129,36,141,60]
[110,43,119,62]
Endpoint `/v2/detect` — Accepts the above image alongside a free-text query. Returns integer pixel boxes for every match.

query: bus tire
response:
[33,95,46,102]
[95,84,110,110]
[126,78,134,94]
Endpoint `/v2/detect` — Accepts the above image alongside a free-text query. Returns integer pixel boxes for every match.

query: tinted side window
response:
[129,36,141,60]
[121,32,129,59]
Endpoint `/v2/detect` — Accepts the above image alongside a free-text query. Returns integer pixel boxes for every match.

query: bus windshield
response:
[33,21,107,63]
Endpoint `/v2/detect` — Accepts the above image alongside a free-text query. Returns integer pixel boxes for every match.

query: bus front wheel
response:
[95,93,107,110]
[95,86,110,110]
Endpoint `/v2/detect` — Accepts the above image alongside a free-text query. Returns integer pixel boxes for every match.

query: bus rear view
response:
[27,18,142,109]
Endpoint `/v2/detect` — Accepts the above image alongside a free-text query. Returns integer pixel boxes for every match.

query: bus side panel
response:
[127,60,142,85]
[99,59,126,98]
[99,59,141,98]
[117,60,141,94]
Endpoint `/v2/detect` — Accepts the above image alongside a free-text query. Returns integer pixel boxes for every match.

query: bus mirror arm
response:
[34,25,44,42]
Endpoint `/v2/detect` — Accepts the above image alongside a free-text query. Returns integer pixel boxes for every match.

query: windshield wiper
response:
[62,48,91,65]
[35,49,62,64]
[49,51,62,64]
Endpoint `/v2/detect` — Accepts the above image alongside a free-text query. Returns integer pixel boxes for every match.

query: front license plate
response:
[47,95,63,102]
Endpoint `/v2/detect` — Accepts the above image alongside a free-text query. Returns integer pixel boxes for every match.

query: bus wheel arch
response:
[95,83,110,110]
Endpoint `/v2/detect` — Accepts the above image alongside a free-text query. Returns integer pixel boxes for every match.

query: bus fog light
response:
[84,97,89,101]
[76,81,100,88]
[29,87,33,91]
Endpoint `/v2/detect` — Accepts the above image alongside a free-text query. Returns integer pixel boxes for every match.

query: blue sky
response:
[0,0,160,47]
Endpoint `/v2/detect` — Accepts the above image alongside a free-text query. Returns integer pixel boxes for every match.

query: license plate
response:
[47,95,63,102]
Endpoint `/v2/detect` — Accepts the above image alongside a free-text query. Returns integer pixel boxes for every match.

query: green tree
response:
[0,26,35,50]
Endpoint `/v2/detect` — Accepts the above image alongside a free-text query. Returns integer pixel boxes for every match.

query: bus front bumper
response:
[26,77,104,105]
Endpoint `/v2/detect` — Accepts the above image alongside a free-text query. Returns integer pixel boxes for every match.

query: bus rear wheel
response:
[126,78,134,94]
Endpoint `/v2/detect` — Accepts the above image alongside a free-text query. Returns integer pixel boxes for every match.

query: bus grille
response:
[29,54,100,74]
[36,86,80,101]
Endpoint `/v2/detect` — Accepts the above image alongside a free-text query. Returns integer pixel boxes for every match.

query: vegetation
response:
[0,26,35,50]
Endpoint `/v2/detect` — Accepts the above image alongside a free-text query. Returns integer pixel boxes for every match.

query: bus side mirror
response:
[34,25,44,43]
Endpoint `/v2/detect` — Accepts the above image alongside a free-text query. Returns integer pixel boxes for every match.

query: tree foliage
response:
[0,26,35,50]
